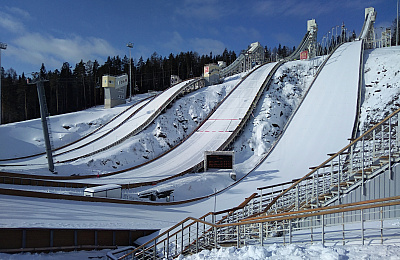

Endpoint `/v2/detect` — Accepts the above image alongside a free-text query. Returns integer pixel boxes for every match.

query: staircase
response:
[116,107,400,260]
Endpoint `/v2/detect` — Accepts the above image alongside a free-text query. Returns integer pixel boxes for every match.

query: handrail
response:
[124,193,257,258]
[243,195,400,223]
[261,105,400,215]
[121,196,400,259]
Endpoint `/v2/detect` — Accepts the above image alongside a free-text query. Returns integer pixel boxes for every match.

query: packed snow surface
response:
[0,46,400,260]
[0,243,399,259]
[179,244,400,260]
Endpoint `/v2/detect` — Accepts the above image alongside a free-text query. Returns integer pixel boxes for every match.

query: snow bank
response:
[179,243,400,260]
[0,100,133,158]
[359,46,400,132]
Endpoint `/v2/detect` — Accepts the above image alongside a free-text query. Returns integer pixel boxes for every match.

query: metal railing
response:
[117,89,400,259]
[117,196,400,259]
[118,193,258,259]
[260,106,400,216]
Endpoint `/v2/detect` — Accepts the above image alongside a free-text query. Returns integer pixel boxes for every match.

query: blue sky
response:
[0,0,396,75]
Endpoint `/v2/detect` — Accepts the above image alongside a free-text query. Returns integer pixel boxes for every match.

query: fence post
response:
[362,137,366,196]
[196,222,199,254]
[296,185,299,211]
[310,217,314,243]
[181,223,184,255]
[237,225,240,248]
[321,214,325,246]
[188,225,191,251]
[342,211,345,245]
[361,209,365,245]
[214,225,217,249]
[166,231,170,259]
[289,219,292,244]
[260,222,264,246]
[380,206,384,244]
[154,238,157,259]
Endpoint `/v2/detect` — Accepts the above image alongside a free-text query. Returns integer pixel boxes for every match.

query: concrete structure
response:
[306,19,318,58]
[217,61,226,69]
[381,28,392,47]
[244,42,265,70]
[204,63,220,86]
[170,75,182,86]
[102,74,128,108]
[84,184,122,199]
[358,7,377,48]
[220,42,265,78]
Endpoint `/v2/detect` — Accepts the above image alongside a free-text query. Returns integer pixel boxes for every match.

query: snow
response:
[1,45,400,258]
[1,244,400,260]
[178,244,400,260]
[359,47,400,132]
[0,76,241,176]
[250,42,362,184]
[1,244,399,259]
[0,96,149,159]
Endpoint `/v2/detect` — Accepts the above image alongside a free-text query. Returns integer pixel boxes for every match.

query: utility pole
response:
[28,74,56,174]
[0,42,7,125]
[127,42,133,101]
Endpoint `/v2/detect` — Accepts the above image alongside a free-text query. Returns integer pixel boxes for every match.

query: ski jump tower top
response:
[306,19,318,58]
[220,42,265,78]
[358,7,377,48]
[285,19,318,61]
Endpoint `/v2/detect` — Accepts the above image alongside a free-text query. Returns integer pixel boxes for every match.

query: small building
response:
[84,184,122,199]
[204,63,220,86]
[102,74,128,108]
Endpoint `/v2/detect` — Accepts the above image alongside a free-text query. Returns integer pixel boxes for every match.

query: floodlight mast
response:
[127,42,133,101]
[28,73,56,174]
[0,42,7,125]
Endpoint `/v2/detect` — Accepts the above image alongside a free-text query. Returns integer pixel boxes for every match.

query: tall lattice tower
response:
[363,7,377,48]
[307,19,318,58]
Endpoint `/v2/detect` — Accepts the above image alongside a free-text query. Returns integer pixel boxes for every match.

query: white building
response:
[102,74,128,108]
[204,63,220,86]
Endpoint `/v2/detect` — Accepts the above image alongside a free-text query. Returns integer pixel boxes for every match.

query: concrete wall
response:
[0,228,157,253]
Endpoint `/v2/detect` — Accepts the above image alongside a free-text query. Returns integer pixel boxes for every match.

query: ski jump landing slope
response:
[216,41,363,208]
[0,42,364,231]
[74,62,278,185]
[1,80,192,169]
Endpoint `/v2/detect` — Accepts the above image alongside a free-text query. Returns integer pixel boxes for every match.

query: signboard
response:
[204,151,234,171]
[300,50,309,60]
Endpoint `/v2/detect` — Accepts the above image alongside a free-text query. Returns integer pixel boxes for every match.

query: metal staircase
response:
[115,106,400,260]
[262,107,400,216]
